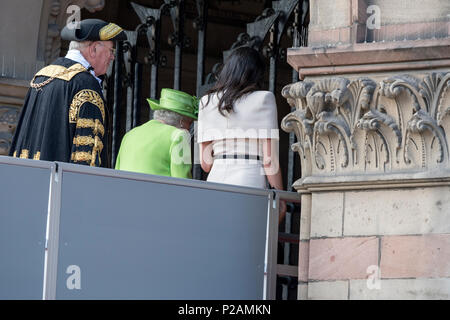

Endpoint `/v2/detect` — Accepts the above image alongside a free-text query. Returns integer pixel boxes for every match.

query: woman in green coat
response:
[115,88,198,178]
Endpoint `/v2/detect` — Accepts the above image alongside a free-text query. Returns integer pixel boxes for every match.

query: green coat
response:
[115,120,192,178]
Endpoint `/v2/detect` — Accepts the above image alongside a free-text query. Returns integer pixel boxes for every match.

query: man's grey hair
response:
[68,41,91,51]
[153,109,191,129]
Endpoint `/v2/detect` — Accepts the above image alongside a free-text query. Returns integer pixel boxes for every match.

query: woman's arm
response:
[262,138,287,223]
[262,139,282,188]
[199,141,214,173]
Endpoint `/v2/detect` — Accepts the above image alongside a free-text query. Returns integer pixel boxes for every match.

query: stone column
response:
[282,0,450,299]
[0,0,104,155]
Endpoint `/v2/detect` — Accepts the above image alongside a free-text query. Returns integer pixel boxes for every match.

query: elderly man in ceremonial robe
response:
[10,19,127,167]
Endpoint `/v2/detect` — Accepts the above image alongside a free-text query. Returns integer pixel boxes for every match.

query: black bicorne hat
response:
[61,19,127,42]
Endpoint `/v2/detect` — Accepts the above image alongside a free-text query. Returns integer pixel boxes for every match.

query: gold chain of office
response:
[30,67,87,90]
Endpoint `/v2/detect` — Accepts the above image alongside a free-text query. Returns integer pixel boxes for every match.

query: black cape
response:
[9,57,108,167]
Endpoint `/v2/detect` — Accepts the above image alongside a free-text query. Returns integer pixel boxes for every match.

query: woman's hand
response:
[279,199,287,225]
[199,141,213,172]
[261,138,287,225]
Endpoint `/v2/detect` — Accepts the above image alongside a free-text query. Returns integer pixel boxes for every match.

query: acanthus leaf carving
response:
[282,71,450,184]
[282,82,315,177]
[429,73,450,125]
[314,111,351,170]
[357,108,402,170]
[420,72,445,115]
[282,80,314,112]
[379,74,425,112]
[405,109,448,167]
[306,78,350,118]
[346,77,377,122]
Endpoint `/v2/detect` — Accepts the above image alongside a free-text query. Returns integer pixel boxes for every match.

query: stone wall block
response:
[309,236,378,281]
[300,193,312,240]
[298,283,308,300]
[350,278,450,300]
[311,192,343,238]
[344,187,450,236]
[380,234,450,279]
[298,241,310,282]
[308,280,349,300]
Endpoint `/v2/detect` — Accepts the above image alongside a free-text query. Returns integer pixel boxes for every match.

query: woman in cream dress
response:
[197,46,286,220]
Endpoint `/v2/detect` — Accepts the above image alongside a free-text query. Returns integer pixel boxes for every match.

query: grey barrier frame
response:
[44,161,282,299]
[0,156,300,299]
[0,156,55,299]
[42,161,61,300]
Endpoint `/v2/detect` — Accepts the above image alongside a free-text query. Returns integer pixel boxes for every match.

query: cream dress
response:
[197,90,279,189]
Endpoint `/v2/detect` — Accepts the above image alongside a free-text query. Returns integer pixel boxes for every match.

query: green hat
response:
[147,88,198,120]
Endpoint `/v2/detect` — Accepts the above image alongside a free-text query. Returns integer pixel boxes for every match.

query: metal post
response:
[193,0,208,180]
[42,163,61,300]
[133,62,142,128]
[131,2,166,121]
[269,58,277,93]
[287,3,301,192]
[268,24,278,94]
[149,14,162,104]
[174,48,182,90]
[122,31,137,133]
[284,0,309,300]
[150,64,158,101]
[265,191,279,300]
[172,0,185,90]
[265,0,305,299]
[126,81,133,133]
[195,0,208,97]
[112,41,123,169]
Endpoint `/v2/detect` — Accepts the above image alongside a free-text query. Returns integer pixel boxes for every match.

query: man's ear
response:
[87,42,96,58]
[91,43,97,57]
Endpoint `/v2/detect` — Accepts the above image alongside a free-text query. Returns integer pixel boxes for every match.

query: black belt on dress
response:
[218,154,261,160]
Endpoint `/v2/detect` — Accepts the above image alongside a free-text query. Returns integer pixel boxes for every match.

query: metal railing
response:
[275,191,301,300]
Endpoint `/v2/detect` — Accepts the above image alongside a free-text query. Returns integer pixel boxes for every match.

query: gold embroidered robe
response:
[9,57,108,167]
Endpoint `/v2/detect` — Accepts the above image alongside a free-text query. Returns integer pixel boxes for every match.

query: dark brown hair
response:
[204,46,265,116]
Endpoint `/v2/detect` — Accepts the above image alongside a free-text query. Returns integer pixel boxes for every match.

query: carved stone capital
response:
[282,72,450,188]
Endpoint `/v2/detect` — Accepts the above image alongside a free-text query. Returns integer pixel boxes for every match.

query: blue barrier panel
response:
[53,163,271,299]
[0,157,53,299]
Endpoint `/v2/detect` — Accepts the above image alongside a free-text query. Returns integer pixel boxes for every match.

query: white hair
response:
[68,41,91,51]
[153,110,192,129]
